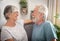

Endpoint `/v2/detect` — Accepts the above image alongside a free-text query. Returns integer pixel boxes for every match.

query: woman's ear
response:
[5,13,10,19]
[5,13,9,17]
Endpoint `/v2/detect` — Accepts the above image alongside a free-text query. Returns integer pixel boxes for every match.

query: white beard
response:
[32,17,39,23]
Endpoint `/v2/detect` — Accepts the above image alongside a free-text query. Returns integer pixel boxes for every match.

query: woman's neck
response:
[5,19,16,27]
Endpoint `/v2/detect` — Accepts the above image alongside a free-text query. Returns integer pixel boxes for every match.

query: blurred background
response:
[0,0,60,27]
[0,0,60,41]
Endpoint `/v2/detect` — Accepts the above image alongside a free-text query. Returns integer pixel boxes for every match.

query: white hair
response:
[38,4,48,20]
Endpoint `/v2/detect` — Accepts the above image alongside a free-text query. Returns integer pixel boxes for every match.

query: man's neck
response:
[36,20,44,25]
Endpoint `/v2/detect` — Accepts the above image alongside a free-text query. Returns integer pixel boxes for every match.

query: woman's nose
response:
[17,14,18,16]
[16,12,19,16]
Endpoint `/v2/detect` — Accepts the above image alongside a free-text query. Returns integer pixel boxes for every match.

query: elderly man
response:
[32,4,57,41]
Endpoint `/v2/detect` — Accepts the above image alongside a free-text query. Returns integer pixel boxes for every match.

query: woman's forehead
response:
[12,8,18,12]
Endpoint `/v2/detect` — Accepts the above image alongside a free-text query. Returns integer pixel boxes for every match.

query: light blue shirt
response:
[32,21,57,41]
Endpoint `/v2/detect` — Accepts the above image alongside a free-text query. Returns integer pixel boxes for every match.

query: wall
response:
[0,0,47,29]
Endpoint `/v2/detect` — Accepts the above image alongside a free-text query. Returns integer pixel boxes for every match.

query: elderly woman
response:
[1,5,32,41]
[32,4,57,41]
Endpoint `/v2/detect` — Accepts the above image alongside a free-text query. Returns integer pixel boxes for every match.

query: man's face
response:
[32,11,39,23]
[32,11,44,23]
[32,6,45,23]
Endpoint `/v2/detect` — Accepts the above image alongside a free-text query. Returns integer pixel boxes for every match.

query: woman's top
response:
[1,20,28,41]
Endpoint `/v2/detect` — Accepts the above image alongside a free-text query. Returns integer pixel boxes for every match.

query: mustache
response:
[32,17,39,23]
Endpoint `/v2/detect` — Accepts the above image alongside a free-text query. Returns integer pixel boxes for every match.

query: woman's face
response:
[8,10,18,21]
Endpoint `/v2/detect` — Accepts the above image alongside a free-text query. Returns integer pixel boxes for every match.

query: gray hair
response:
[38,4,48,20]
[4,5,18,19]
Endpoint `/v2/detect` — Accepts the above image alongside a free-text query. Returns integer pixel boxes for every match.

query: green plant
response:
[19,0,27,8]
[54,25,60,41]
[54,14,60,19]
